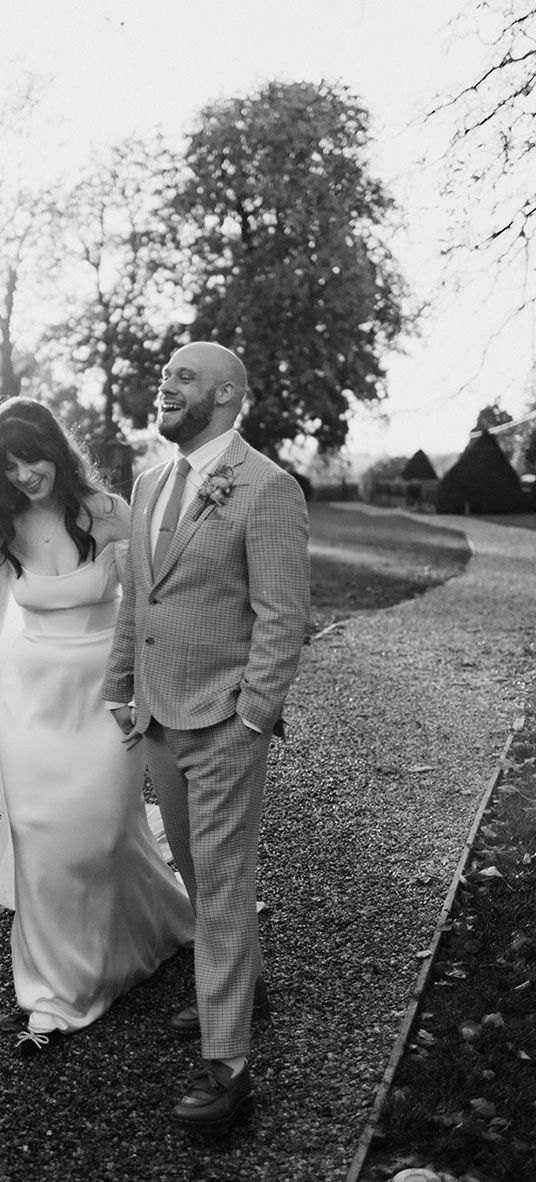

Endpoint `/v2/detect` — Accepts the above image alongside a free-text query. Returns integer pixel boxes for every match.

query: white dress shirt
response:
[149,429,236,551]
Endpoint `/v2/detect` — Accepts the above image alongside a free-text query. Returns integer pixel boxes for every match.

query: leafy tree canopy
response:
[523,425,536,473]
[361,454,410,499]
[177,80,412,457]
[44,134,187,435]
[474,402,513,432]
[0,78,59,401]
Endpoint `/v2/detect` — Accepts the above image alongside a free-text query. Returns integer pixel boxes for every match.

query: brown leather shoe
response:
[170,976,271,1037]
[172,1059,253,1131]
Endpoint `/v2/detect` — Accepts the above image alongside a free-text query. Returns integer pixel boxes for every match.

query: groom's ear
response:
[215,381,235,405]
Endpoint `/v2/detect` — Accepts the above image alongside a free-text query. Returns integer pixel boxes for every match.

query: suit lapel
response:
[152,435,250,589]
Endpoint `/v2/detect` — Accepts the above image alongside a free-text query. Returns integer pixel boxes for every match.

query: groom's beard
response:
[158,386,217,446]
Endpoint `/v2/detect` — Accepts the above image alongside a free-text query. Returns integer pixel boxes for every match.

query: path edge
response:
[344,722,519,1182]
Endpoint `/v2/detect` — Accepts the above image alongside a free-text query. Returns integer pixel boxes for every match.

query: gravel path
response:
[1,509,535,1182]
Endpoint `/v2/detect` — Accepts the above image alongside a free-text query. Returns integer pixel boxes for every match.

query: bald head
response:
[175,343,246,403]
[157,341,248,452]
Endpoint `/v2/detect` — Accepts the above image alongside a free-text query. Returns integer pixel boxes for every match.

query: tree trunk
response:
[0,267,21,400]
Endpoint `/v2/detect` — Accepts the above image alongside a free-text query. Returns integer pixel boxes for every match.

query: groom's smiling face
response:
[157,351,217,447]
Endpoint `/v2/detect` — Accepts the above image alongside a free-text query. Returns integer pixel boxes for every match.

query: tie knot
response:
[175,458,191,478]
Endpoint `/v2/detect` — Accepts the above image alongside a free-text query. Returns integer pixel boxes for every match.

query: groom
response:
[103,341,310,1130]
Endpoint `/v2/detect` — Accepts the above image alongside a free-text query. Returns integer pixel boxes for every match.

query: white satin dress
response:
[0,542,194,1034]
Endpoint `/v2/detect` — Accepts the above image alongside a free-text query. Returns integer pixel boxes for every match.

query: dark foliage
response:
[176,80,413,458]
[436,431,523,515]
[402,450,438,481]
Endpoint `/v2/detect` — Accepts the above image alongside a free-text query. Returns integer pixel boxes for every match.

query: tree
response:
[45,134,187,435]
[176,80,412,457]
[474,403,513,431]
[432,4,536,310]
[523,425,536,473]
[0,79,56,400]
[361,455,409,500]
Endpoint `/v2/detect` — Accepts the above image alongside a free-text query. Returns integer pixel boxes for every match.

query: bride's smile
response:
[5,454,57,504]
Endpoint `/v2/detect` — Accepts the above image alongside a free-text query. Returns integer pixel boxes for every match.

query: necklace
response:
[42,512,64,544]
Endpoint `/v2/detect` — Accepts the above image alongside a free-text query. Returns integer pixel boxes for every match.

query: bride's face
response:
[5,452,57,504]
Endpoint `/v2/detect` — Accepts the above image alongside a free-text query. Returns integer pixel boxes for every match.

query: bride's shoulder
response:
[84,492,130,543]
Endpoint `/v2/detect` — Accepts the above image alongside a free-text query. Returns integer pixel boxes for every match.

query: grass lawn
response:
[307,501,470,630]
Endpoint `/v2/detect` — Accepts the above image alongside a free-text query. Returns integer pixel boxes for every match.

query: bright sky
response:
[2,0,534,462]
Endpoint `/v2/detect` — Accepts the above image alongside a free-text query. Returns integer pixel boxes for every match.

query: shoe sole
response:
[173,1094,254,1134]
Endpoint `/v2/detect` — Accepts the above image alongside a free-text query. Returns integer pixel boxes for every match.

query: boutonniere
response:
[195,464,237,516]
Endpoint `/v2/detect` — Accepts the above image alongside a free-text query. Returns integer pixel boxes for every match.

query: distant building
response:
[436,431,523,515]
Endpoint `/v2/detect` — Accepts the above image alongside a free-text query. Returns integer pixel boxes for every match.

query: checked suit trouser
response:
[145,712,272,1060]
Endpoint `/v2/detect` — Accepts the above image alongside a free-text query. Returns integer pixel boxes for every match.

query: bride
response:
[0,398,194,1057]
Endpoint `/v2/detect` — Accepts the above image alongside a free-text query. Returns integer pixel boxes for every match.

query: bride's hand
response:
[123,729,143,751]
[111,705,143,750]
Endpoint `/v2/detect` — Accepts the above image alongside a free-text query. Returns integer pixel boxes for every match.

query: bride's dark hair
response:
[0,398,109,577]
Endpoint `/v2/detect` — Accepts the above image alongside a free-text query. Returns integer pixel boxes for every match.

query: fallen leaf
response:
[392,1170,443,1182]
[460,1020,481,1042]
[416,1028,436,1046]
[482,1012,504,1028]
[470,1097,496,1117]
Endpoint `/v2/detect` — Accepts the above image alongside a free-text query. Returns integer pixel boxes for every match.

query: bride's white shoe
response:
[16,1028,62,1058]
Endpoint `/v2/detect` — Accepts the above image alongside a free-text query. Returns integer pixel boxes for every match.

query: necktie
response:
[152,458,191,577]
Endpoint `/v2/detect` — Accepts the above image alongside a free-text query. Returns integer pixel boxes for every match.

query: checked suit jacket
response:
[102,432,310,735]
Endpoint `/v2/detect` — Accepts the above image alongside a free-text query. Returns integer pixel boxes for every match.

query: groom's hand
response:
[111,705,143,750]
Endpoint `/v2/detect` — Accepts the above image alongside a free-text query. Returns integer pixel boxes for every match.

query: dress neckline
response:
[19,541,116,580]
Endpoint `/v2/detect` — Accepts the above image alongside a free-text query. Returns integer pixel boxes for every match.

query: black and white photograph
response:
[1,3,536,1181]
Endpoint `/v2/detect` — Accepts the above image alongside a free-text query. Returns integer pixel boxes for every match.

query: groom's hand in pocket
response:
[111,705,143,750]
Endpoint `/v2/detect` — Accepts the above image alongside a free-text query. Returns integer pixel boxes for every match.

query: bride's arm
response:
[0,558,9,609]
[0,561,24,667]
[0,561,15,657]
[0,563,15,910]
[112,538,129,586]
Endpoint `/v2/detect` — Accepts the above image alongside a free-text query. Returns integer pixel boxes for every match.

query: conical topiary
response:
[402,450,438,481]
[436,431,523,515]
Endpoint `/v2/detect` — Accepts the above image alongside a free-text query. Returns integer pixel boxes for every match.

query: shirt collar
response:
[174,429,236,476]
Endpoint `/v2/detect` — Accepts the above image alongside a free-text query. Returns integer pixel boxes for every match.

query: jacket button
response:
[145,637,155,646]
